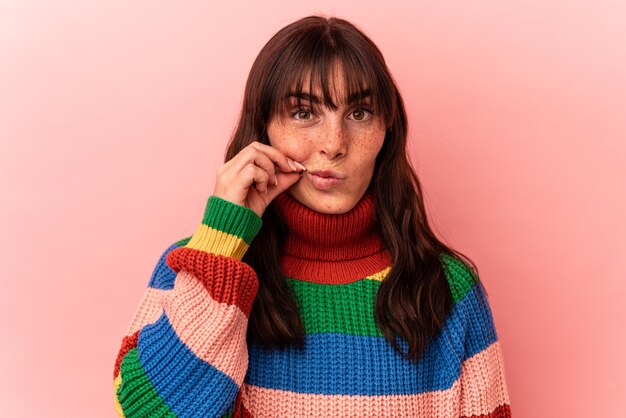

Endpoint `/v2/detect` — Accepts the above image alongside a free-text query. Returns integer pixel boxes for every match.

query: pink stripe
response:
[125,287,169,336]
[460,341,511,417]
[165,270,250,386]
[240,341,509,417]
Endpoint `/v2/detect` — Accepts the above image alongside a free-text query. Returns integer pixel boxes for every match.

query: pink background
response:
[1,1,624,417]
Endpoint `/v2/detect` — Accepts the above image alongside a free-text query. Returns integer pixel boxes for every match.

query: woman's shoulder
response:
[439,251,481,305]
[439,252,496,337]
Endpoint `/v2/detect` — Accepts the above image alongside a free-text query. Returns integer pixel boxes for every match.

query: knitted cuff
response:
[184,196,263,260]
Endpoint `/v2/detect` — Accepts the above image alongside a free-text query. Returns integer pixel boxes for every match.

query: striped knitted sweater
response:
[113,189,512,417]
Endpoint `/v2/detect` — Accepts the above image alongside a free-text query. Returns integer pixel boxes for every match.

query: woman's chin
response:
[287,185,358,214]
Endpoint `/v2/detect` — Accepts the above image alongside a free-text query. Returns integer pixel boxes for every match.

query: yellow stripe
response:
[366,266,392,282]
[185,224,250,260]
[113,373,125,417]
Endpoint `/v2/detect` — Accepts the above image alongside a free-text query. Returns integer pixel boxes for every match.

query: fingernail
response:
[293,161,306,171]
[287,158,297,172]
[275,177,279,186]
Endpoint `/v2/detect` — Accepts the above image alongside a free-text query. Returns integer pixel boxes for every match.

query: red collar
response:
[271,190,391,284]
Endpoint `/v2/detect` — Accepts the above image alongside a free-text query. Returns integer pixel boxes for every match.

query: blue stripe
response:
[148,242,181,290]
[138,312,239,418]
[245,284,497,395]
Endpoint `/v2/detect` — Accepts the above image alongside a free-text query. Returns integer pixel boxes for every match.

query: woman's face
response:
[267,63,386,214]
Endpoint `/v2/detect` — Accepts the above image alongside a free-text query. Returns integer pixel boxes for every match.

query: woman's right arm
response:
[112,141,305,417]
[112,195,262,418]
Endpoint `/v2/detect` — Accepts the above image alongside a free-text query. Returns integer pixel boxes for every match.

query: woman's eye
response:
[290,106,374,121]
[292,106,314,120]
[349,107,374,121]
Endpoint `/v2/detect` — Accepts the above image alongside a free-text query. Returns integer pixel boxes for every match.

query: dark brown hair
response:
[224,15,481,363]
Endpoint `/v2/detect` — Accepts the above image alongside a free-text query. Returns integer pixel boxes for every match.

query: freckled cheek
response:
[275,135,314,162]
[356,132,385,156]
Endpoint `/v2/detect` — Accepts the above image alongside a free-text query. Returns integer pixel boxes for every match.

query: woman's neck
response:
[271,190,392,284]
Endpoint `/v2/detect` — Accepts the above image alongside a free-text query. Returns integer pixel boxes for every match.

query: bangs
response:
[264,27,394,127]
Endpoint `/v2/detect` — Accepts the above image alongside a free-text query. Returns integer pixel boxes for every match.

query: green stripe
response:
[116,348,177,418]
[287,277,383,336]
[286,254,479,337]
[202,196,263,244]
[440,252,478,303]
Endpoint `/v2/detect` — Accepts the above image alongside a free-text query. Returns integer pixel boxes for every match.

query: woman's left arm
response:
[459,280,512,417]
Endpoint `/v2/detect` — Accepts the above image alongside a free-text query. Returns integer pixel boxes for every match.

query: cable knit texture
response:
[113,190,512,417]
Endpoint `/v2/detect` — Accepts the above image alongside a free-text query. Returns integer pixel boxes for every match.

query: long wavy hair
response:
[224,15,482,363]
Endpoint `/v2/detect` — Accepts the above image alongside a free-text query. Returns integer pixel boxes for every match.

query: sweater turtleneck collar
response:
[271,189,392,284]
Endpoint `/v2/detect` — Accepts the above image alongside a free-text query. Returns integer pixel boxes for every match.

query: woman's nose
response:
[319,118,348,159]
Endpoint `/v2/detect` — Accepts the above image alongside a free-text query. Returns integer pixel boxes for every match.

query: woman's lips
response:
[307,172,344,189]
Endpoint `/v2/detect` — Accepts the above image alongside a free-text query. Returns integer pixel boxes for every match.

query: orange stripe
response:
[113,331,138,378]
[165,246,258,315]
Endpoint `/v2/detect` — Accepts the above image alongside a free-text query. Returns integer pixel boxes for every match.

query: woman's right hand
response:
[213,141,306,218]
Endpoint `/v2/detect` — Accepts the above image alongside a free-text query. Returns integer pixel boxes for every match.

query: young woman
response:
[113,15,512,418]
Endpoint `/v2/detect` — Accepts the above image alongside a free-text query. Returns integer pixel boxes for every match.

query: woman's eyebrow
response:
[287,89,372,105]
